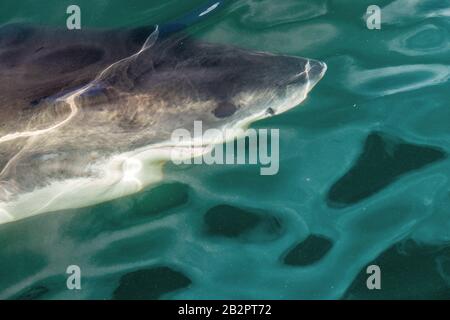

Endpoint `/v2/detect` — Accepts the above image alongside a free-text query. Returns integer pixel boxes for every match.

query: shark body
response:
[0,4,326,223]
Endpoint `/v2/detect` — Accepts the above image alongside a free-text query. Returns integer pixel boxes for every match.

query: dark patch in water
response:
[327,132,446,207]
[113,266,191,300]
[283,234,333,266]
[203,205,282,241]
[344,240,450,299]
[13,285,49,300]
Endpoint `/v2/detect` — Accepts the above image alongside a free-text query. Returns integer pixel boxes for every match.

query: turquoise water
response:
[1,0,450,299]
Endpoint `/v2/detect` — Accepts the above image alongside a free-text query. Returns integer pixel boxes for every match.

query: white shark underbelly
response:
[0,139,215,223]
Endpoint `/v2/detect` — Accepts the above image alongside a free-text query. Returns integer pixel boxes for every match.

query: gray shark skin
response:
[0,23,326,223]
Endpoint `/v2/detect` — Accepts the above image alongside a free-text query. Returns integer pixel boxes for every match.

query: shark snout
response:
[307,59,327,86]
[282,58,327,89]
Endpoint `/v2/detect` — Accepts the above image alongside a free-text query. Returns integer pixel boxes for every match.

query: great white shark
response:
[0,1,327,224]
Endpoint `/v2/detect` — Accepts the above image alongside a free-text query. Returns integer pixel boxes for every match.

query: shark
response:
[0,1,327,223]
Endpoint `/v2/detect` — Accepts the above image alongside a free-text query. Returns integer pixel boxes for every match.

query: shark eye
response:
[213,102,237,118]
[266,107,275,116]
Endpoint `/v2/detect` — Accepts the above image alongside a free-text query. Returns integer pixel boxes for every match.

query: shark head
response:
[144,36,327,127]
[76,29,327,144]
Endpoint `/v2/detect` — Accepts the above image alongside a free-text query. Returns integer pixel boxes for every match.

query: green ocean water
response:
[1,0,450,299]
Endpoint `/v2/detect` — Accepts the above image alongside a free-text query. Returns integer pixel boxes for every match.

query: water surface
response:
[1,0,450,299]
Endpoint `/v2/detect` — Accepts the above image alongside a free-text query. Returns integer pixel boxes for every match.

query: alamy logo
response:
[366,264,381,290]
[170,121,279,175]
[366,5,381,30]
[66,5,81,30]
[66,265,81,290]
